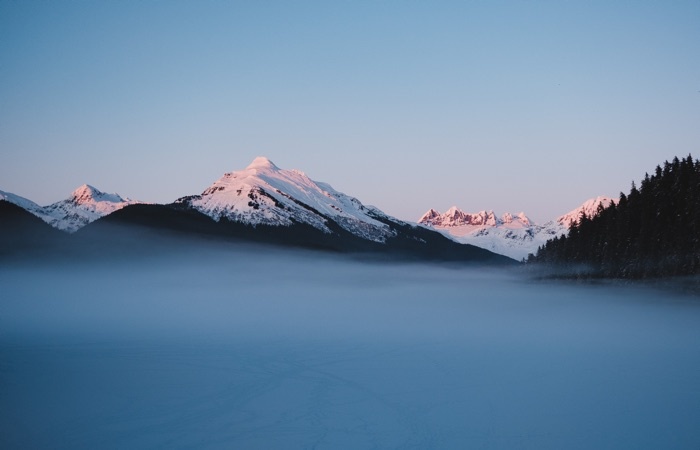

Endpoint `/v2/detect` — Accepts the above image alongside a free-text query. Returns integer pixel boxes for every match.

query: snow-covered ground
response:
[2,248,699,449]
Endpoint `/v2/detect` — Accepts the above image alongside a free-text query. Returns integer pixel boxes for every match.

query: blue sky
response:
[2,1,699,223]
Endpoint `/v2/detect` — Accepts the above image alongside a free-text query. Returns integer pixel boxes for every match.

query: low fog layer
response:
[2,246,699,449]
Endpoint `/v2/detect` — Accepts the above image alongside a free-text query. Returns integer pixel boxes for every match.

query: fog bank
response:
[1,247,699,449]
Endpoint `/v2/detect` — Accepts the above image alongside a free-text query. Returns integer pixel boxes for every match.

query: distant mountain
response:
[530,155,700,278]
[42,184,140,232]
[418,197,613,260]
[1,185,139,233]
[419,208,532,228]
[556,196,614,228]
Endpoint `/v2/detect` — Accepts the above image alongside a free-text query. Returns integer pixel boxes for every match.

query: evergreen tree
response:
[530,155,700,278]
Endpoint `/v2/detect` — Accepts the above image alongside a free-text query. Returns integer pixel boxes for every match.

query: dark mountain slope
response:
[77,203,515,264]
[0,200,67,260]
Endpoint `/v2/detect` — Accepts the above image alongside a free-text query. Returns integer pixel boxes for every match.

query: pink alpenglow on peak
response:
[419,207,518,228]
[501,212,532,227]
[43,184,140,232]
[418,208,441,223]
[1,184,140,232]
[176,157,397,243]
[245,156,281,171]
[556,196,614,228]
[418,197,612,260]
[69,184,131,205]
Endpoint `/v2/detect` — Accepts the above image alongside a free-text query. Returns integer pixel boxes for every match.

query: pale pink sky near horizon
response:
[2,1,699,223]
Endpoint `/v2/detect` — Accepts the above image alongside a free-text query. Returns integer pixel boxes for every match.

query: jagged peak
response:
[419,208,442,222]
[501,211,531,226]
[419,206,531,228]
[246,156,279,171]
[516,212,531,226]
[424,197,612,230]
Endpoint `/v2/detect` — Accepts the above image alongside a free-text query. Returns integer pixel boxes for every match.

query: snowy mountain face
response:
[556,196,613,228]
[0,190,46,217]
[42,185,139,232]
[418,197,613,260]
[2,185,139,233]
[176,157,396,243]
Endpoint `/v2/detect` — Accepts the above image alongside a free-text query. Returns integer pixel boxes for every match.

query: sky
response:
[1,1,699,223]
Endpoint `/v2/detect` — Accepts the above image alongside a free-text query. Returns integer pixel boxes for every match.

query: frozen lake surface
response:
[2,246,700,449]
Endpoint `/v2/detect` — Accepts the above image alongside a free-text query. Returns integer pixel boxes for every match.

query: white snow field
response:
[1,247,700,449]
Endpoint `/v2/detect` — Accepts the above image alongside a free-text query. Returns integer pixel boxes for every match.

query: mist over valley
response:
[2,245,699,449]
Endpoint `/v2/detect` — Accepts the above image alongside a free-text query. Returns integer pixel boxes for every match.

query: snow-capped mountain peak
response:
[418,197,612,260]
[246,156,280,171]
[69,184,130,205]
[419,207,505,228]
[42,185,139,232]
[502,212,532,227]
[177,157,396,242]
[444,206,466,222]
[1,185,139,233]
[556,196,613,228]
[418,208,441,224]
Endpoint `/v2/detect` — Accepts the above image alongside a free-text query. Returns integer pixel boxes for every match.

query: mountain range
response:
[1,157,610,262]
[0,158,512,264]
[418,197,613,260]
[1,184,138,233]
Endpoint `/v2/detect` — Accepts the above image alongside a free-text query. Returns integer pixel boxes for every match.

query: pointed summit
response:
[69,184,126,205]
[419,208,442,224]
[246,156,279,171]
[39,185,138,232]
[444,206,466,223]
[70,184,101,203]
[557,196,613,227]
[177,157,396,242]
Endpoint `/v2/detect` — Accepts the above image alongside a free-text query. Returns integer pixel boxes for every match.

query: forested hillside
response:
[529,155,700,278]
